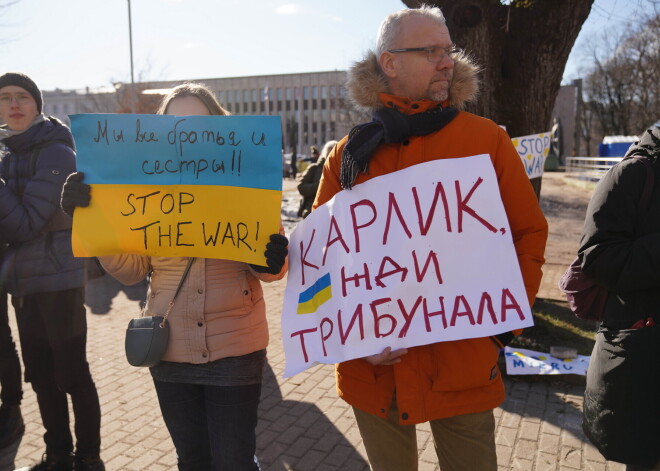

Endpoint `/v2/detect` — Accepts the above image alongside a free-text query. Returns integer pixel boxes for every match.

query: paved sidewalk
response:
[3,177,624,470]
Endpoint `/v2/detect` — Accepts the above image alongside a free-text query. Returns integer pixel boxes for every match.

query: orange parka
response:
[312,51,548,425]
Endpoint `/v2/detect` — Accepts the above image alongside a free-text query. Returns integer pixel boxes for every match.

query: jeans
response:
[0,290,22,406]
[153,379,261,471]
[13,288,101,457]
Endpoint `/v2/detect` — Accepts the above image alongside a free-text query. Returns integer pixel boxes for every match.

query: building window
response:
[312,86,318,99]
[303,87,309,100]
[293,91,299,110]
[321,86,328,99]
[286,88,292,100]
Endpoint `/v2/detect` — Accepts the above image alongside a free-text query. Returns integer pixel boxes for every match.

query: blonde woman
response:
[62,83,288,471]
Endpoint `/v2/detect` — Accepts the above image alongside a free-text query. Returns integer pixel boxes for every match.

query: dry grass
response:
[510,298,598,356]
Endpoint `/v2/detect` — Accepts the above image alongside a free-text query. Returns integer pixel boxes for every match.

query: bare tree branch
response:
[581,12,660,143]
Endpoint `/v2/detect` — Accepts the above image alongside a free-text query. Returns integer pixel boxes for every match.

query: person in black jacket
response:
[296,140,337,218]
[580,125,660,328]
[289,147,298,179]
[0,73,103,471]
[579,124,660,471]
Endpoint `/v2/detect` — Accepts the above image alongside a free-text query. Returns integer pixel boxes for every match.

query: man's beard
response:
[427,88,449,102]
[426,75,452,102]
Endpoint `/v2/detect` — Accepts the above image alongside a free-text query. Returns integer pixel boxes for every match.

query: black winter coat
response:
[0,117,84,296]
[296,157,325,218]
[579,125,660,329]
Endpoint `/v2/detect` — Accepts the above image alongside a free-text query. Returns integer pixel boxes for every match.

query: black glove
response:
[250,234,288,275]
[61,172,91,217]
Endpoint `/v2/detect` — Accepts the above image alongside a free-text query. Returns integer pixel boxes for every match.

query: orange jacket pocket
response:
[430,337,501,391]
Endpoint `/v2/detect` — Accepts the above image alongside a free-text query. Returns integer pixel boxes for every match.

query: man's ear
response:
[380,51,397,79]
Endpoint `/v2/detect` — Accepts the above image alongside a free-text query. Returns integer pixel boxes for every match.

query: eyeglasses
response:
[387,45,462,63]
[0,93,33,106]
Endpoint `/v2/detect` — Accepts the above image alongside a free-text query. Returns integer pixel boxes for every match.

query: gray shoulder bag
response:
[125,258,195,367]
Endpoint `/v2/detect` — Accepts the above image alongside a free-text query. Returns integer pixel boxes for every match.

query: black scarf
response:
[340,104,458,189]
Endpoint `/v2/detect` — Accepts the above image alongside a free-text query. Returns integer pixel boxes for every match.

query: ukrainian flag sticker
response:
[297,273,332,314]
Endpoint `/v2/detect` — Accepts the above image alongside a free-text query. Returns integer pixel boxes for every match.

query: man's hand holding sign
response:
[364,346,408,366]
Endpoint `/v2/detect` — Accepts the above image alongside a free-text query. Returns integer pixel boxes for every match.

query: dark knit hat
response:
[0,72,43,113]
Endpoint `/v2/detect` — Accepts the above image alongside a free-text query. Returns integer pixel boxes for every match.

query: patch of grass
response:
[509,298,598,356]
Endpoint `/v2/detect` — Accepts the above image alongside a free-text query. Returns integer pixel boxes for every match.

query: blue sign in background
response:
[70,114,282,191]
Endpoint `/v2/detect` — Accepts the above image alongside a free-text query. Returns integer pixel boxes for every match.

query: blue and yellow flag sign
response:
[297,273,332,314]
[70,114,282,265]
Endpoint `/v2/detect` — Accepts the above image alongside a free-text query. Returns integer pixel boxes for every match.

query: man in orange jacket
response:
[312,6,548,471]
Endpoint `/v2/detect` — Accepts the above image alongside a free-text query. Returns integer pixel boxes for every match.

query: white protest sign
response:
[281,155,534,377]
[511,132,551,179]
[504,346,590,376]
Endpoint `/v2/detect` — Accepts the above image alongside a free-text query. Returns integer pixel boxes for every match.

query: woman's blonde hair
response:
[157,82,229,116]
[320,139,338,159]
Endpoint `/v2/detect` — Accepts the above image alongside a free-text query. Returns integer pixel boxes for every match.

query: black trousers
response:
[0,290,22,406]
[13,288,101,457]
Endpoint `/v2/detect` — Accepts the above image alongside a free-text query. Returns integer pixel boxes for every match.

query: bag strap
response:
[160,257,195,326]
[627,156,654,319]
[28,138,73,176]
[631,155,654,212]
[625,156,655,237]
[172,257,195,302]
[17,139,73,201]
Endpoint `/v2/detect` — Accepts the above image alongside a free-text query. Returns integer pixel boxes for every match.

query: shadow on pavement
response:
[84,274,148,315]
[257,362,369,470]
[499,374,587,443]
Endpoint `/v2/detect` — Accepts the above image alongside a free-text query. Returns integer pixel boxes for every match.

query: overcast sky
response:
[2,0,647,91]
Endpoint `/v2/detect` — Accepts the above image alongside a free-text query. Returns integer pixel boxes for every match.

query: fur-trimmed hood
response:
[346,50,479,111]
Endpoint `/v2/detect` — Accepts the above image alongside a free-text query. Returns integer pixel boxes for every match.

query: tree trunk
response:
[402,0,593,138]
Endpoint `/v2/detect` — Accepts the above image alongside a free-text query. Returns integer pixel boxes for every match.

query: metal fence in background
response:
[564,156,623,186]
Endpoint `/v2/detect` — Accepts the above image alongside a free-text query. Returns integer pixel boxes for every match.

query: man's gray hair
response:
[376,5,447,56]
